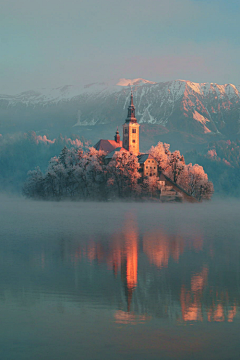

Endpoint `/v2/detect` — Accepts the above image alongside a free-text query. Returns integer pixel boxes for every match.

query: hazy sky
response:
[1,0,240,94]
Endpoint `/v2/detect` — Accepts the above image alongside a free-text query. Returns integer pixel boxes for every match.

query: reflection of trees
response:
[143,232,185,268]
[180,267,208,322]
[74,223,239,323]
[181,268,238,323]
[4,217,238,324]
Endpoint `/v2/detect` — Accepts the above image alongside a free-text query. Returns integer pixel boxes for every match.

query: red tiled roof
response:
[94,139,123,154]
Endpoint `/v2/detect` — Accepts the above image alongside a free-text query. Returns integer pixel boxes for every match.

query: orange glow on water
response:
[181,268,208,322]
[180,286,203,322]
[213,304,225,322]
[143,232,185,268]
[114,310,150,324]
[71,220,238,323]
[228,305,237,322]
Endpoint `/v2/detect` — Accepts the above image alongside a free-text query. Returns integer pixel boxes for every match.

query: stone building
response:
[138,154,158,177]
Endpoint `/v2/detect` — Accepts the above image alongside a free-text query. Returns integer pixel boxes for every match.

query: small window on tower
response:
[132,140,135,143]
[132,129,136,133]
[125,129,128,134]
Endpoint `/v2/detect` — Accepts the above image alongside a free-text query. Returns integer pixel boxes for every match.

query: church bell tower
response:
[123,91,140,155]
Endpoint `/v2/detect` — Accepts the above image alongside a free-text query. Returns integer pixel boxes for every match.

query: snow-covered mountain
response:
[1,78,240,148]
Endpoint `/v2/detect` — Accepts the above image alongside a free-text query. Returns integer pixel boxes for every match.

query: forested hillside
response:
[185,140,240,196]
[0,132,89,192]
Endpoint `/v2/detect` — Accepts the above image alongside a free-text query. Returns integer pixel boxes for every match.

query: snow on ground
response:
[192,110,211,133]
[1,79,240,118]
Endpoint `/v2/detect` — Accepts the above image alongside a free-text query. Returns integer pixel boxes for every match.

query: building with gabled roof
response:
[138,154,158,177]
[94,128,122,153]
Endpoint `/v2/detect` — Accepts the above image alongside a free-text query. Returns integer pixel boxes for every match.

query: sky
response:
[1,0,240,94]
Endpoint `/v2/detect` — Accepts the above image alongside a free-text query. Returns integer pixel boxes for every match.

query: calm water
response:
[0,196,240,360]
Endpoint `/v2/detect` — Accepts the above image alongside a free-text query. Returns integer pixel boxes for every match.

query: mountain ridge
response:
[1,78,240,150]
[1,78,239,105]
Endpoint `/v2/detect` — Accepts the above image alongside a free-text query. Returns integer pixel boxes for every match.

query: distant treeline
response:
[185,139,240,197]
[0,132,89,192]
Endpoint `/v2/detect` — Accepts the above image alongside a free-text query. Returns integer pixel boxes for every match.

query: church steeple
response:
[123,91,140,155]
[126,90,137,123]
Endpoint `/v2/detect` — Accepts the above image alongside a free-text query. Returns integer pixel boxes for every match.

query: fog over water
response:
[0,196,240,360]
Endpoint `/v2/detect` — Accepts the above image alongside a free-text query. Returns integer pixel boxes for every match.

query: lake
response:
[0,196,239,360]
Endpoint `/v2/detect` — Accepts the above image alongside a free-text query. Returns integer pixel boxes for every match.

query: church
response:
[94,91,139,155]
[94,91,198,202]
[94,91,158,177]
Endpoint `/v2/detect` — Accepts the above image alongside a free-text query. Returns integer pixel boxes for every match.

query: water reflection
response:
[50,214,239,324]
[114,310,150,325]
[143,233,183,268]
[0,205,239,326]
[180,267,208,322]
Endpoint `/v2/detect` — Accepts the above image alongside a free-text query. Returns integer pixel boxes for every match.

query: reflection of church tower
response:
[121,255,138,312]
[121,217,138,312]
[123,91,140,155]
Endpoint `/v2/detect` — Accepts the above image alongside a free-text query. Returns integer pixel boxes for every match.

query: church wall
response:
[123,123,140,155]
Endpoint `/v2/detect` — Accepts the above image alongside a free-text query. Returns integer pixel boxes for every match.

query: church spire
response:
[130,89,134,106]
[126,90,137,123]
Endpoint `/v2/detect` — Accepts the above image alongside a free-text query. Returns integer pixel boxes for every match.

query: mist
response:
[1,196,240,359]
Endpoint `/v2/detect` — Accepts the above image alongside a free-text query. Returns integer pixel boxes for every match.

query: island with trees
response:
[23,142,213,201]
[23,93,213,202]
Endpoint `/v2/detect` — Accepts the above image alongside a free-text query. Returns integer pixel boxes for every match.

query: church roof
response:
[94,139,123,154]
[138,154,155,164]
[105,147,127,160]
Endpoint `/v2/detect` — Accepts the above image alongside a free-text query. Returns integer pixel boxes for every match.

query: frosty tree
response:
[23,142,214,201]
[106,151,141,198]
